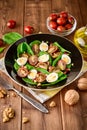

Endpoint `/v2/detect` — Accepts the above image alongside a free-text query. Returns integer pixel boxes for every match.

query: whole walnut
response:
[77,78,87,90]
[64,89,80,105]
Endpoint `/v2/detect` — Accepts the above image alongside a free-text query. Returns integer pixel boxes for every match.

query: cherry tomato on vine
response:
[7,20,16,29]
[24,26,34,34]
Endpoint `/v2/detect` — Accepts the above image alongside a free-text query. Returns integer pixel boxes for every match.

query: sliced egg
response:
[61,54,71,65]
[27,69,37,80]
[38,54,49,62]
[46,72,58,83]
[39,41,48,51]
[16,57,27,66]
[77,37,85,47]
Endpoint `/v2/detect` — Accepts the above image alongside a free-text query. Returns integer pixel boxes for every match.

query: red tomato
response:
[7,20,16,29]
[57,17,66,25]
[65,24,73,30]
[68,17,74,24]
[49,13,58,21]
[49,21,57,30]
[24,26,34,34]
[0,39,4,46]
[57,26,66,32]
[60,11,68,18]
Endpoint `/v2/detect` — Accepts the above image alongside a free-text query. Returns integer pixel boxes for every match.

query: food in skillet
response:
[14,40,73,88]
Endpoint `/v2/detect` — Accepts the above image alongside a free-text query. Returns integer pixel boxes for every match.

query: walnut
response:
[11,92,16,97]
[3,107,15,123]
[0,87,7,98]
[49,101,56,107]
[77,78,87,90]
[64,89,80,105]
[22,117,29,124]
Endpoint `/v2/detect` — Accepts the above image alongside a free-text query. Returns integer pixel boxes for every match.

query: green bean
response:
[38,51,46,56]
[22,77,37,85]
[14,62,20,71]
[36,67,50,74]
[25,63,35,70]
[53,42,71,53]
[17,42,34,57]
[41,73,67,86]
[24,42,34,55]
[29,40,41,47]
[66,63,72,69]
[52,52,62,66]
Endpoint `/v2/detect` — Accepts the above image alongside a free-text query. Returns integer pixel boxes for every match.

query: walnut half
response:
[22,117,29,124]
[3,107,15,123]
[0,87,7,98]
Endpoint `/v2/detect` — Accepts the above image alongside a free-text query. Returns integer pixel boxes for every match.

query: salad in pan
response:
[14,40,73,88]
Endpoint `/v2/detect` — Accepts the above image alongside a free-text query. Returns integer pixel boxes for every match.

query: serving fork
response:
[0,76,49,113]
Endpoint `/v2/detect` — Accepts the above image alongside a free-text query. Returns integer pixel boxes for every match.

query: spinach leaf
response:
[3,32,22,44]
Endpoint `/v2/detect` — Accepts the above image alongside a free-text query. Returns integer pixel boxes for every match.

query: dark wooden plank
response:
[78,0,87,26]
[0,71,22,130]
[24,0,51,36]
[60,84,84,130]
[22,1,63,130]
[0,0,24,129]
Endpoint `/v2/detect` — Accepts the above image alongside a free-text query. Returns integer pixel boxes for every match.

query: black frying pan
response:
[4,34,83,91]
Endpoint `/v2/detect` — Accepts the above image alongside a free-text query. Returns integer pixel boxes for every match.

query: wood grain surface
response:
[0,0,87,130]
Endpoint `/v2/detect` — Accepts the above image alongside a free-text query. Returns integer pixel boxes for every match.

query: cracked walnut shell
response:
[64,89,80,105]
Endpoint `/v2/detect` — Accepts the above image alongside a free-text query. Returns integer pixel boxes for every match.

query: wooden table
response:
[0,0,87,130]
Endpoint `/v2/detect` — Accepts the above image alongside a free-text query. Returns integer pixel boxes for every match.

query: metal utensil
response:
[0,76,49,113]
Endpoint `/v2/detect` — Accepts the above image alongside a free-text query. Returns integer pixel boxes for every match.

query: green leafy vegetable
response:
[52,52,62,66]
[22,78,37,85]
[30,40,41,47]
[2,32,22,44]
[0,47,5,53]
[36,68,49,74]
[53,42,71,53]
[17,42,34,57]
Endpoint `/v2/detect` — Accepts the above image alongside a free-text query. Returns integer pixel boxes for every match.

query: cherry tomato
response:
[60,11,68,18]
[49,13,57,21]
[24,26,34,34]
[65,24,73,30]
[49,21,57,30]
[0,39,4,46]
[57,17,66,25]
[57,26,66,32]
[7,20,16,29]
[68,17,74,24]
